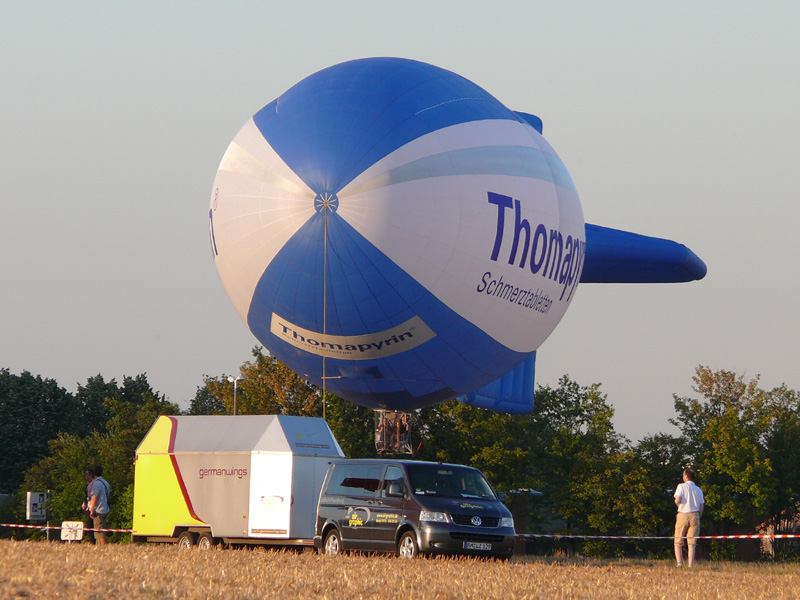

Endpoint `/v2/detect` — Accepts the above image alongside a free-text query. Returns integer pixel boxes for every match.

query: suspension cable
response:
[322,200,328,420]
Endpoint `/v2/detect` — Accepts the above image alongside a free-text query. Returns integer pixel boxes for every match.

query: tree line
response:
[1,355,799,559]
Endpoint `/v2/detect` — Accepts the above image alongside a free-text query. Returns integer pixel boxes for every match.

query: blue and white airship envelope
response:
[209,57,706,415]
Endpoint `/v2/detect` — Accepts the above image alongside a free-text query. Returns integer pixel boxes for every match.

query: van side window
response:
[381,466,405,497]
[326,463,383,497]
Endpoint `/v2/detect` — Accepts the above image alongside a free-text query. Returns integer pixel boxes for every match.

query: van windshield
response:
[405,464,497,499]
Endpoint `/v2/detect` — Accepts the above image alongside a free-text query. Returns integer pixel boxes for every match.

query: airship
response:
[209,57,705,415]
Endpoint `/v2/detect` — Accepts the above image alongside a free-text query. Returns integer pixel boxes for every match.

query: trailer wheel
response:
[177,531,197,550]
[323,528,342,555]
[397,531,418,559]
[197,532,217,550]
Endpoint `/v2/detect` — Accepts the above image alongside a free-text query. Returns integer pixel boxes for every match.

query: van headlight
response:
[500,517,515,529]
[420,510,449,523]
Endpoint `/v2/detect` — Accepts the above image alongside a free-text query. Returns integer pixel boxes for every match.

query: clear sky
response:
[2,1,798,442]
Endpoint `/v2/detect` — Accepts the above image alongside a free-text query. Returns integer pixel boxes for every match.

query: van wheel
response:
[197,532,217,550]
[176,531,197,550]
[397,531,418,558]
[323,529,342,555]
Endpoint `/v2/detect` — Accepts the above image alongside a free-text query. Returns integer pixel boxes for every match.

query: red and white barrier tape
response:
[520,533,800,540]
[2,523,798,540]
[0,523,132,533]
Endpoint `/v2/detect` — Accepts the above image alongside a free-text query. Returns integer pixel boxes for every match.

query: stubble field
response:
[1,539,798,599]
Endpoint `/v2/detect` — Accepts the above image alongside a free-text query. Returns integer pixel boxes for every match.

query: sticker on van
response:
[347,507,370,527]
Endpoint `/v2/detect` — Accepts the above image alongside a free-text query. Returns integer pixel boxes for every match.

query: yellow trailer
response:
[132,415,344,548]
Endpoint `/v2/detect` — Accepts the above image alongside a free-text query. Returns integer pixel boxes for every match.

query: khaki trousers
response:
[674,511,701,547]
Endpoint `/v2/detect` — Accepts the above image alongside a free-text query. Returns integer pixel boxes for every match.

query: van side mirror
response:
[497,492,507,503]
[387,482,405,498]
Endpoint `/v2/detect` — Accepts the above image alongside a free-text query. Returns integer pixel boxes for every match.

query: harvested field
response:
[1,539,798,599]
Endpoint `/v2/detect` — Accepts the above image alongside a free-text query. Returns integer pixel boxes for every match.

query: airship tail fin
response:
[457,353,536,414]
[581,224,707,283]
[513,111,543,134]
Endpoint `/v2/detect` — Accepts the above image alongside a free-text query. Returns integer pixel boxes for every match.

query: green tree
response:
[73,374,118,436]
[414,375,630,549]
[416,400,471,465]
[763,385,800,519]
[18,432,95,536]
[188,386,225,415]
[572,442,681,558]
[95,389,180,533]
[0,369,81,493]
[205,348,321,416]
[631,433,691,536]
[751,384,800,558]
[323,393,376,458]
[202,348,374,457]
[17,375,179,540]
[532,376,625,535]
[672,367,778,532]
[418,400,540,492]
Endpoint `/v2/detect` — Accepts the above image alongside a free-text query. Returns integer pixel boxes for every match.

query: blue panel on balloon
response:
[458,352,537,414]
[247,211,526,411]
[252,57,522,194]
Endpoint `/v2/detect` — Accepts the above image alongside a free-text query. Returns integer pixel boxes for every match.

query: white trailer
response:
[132,415,344,548]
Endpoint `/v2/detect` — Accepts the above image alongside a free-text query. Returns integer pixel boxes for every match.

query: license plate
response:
[463,541,492,551]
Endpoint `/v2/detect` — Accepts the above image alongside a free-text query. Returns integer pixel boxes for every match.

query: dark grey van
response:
[314,459,515,558]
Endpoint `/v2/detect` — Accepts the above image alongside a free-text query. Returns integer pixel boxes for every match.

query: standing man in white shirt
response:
[674,468,704,567]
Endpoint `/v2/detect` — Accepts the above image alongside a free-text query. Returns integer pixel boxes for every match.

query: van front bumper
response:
[418,523,515,557]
